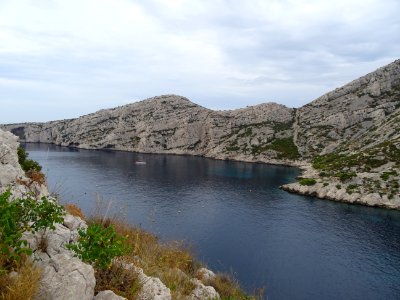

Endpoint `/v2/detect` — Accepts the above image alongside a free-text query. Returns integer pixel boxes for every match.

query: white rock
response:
[188,278,219,300]
[135,267,172,300]
[196,267,216,282]
[94,290,127,300]
[35,253,95,300]
[64,214,87,231]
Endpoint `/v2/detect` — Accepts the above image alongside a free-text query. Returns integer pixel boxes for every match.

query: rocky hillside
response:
[2,59,400,209]
[295,59,400,157]
[283,60,400,209]
[1,96,297,165]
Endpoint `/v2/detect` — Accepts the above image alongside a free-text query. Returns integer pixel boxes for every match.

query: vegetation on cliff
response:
[65,204,262,299]
[0,190,65,299]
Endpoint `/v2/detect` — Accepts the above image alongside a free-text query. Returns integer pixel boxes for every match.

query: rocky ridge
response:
[0,128,220,299]
[283,60,400,209]
[1,59,400,209]
[2,96,298,166]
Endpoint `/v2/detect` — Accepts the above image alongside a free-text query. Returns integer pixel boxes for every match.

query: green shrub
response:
[67,224,130,270]
[380,170,398,181]
[336,184,342,189]
[0,190,64,272]
[268,137,300,159]
[346,184,359,195]
[336,172,356,182]
[17,147,42,173]
[299,178,317,186]
[251,137,300,159]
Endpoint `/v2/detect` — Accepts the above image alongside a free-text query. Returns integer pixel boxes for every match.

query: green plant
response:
[336,184,342,189]
[251,137,300,159]
[380,170,398,181]
[17,147,42,173]
[346,184,360,195]
[336,172,356,182]
[67,224,130,270]
[0,190,64,272]
[298,178,317,186]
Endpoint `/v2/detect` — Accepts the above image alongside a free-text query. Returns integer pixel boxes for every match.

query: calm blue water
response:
[25,143,400,300]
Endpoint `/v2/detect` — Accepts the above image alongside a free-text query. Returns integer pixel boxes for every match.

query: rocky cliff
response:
[2,59,400,209]
[282,60,400,209]
[295,59,400,157]
[1,96,298,165]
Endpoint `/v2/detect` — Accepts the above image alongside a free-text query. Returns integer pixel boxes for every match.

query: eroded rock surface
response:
[2,96,297,165]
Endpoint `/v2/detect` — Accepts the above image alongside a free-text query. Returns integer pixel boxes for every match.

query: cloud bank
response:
[0,0,399,122]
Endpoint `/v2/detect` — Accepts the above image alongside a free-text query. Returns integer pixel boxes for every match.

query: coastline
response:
[21,140,400,210]
[280,164,400,210]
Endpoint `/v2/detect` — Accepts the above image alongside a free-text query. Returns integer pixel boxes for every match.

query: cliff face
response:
[2,95,297,165]
[295,60,400,157]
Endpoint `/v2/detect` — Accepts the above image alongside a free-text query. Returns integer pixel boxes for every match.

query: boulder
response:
[188,278,219,299]
[35,253,95,300]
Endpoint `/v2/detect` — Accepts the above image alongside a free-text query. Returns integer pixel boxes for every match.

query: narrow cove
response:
[26,143,400,300]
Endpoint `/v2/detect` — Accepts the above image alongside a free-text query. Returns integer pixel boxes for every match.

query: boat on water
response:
[135,161,146,165]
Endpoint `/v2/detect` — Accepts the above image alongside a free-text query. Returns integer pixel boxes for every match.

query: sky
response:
[0,0,399,123]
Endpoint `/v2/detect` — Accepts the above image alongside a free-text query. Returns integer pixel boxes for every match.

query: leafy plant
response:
[67,223,130,270]
[0,190,64,272]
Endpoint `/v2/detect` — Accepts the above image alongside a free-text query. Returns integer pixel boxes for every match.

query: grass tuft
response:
[64,203,85,219]
[0,258,41,300]
[94,262,141,299]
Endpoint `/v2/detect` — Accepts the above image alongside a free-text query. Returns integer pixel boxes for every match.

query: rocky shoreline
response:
[281,164,400,210]
[0,128,225,299]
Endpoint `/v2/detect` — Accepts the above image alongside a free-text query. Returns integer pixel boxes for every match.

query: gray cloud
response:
[0,0,399,123]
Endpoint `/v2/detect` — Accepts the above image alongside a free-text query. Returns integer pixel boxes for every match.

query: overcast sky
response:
[0,0,399,123]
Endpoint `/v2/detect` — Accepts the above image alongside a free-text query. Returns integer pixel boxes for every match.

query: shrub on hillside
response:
[67,223,130,270]
[0,190,64,272]
[17,147,41,173]
[299,178,317,186]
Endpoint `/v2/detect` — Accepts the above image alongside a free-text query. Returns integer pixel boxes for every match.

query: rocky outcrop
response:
[0,129,47,198]
[295,59,400,158]
[281,163,400,209]
[35,253,96,300]
[0,128,96,300]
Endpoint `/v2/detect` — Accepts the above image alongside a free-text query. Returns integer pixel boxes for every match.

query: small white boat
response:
[135,161,146,165]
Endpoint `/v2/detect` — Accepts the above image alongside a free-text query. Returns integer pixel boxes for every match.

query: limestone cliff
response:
[295,59,400,157]
[282,60,400,209]
[1,96,297,165]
